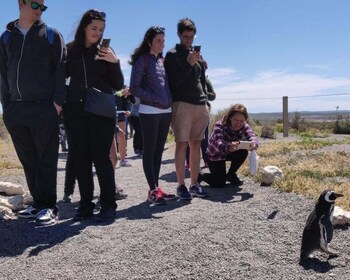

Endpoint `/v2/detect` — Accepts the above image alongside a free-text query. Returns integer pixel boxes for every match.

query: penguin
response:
[300,189,343,261]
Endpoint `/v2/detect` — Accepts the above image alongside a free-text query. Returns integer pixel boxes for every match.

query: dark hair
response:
[69,9,106,56]
[177,17,196,34]
[222,104,249,127]
[129,26,165,65]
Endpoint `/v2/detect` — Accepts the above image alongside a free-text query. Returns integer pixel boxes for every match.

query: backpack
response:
[1,25,55,45]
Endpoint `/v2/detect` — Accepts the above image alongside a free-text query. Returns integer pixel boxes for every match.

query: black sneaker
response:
[189,183,209,198]
[227,173,243,186]
[94,208,116,223]
[36,206,59,225]
[176,185,192,200]
[73,204,95,221]
[115,191,128,200]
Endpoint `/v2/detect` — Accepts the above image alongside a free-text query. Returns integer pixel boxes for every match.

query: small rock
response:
[0,181,25,195]
[333,206,350,225]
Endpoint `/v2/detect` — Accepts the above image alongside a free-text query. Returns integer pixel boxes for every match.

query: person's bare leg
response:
[109,137,118,169]
[175,141,188,186]
[189,140,201,185]
[117,121,127,161]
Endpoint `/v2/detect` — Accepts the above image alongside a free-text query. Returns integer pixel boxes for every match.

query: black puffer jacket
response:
[0,20,67,109]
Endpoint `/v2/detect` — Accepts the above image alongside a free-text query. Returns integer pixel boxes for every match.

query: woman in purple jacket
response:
[129,26,175,205]
[198,103,258,187]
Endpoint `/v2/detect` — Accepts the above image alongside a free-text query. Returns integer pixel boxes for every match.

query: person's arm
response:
[206,77,216,101]
[164,51,193,93]
[52,30,67,112]
[243,123,258,150]
[0,40,10,110]
[209,122,232,155]
[129,56,156,104]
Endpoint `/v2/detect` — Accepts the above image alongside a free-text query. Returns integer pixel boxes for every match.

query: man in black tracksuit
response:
[0,0,66,225]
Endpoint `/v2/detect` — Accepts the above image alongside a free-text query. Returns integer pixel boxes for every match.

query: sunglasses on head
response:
[23,0,47,12]
[88,10,106,20]
[152,26,165,33]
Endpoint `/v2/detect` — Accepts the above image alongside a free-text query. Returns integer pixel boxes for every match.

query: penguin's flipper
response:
[320,215,333,243]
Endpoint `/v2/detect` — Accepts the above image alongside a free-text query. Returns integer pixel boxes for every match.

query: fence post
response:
[283,96,288,137]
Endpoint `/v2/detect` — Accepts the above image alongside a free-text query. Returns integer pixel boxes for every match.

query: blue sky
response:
[1,0,350,113]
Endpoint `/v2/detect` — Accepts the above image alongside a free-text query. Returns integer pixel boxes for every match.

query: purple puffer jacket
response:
[129,53,172,109]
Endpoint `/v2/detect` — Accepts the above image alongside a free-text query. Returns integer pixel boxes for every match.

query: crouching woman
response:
[198,103,258,187]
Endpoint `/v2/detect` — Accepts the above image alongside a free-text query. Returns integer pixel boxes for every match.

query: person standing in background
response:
[129,26,175,205]
[129,96,143,156]
[0,0,66,225]
[64,9,124,223]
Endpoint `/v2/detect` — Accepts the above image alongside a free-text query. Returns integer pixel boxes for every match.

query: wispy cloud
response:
[209,68,350,113]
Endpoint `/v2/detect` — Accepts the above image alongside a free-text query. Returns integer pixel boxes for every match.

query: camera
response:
[193,45,201,52]
[238,141,253,150]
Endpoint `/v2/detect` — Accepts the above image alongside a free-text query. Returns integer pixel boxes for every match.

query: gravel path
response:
[1,138,349,280]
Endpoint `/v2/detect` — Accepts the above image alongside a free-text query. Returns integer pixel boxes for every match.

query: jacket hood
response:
[6,19,45,33]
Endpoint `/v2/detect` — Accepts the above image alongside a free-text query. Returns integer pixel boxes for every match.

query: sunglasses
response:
[152,26,165,33]
[23,0,47,12]
[88,10,106,20]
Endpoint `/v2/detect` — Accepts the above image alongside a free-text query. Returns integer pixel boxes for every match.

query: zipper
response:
[16,34,26,101]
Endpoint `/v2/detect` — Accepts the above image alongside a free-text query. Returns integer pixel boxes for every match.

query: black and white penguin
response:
[300,189,343,261]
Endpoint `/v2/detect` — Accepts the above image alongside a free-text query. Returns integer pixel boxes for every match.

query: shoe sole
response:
[18,214,38,219]
[163,196,177,201]
[190,193,209,198]
[147,198,167,205]
[36,216,58,225]
[177,195,193,200]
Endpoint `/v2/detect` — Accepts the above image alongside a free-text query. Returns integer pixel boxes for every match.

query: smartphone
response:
[193,45,201,52]
[101,38,111,48]
[238,141,253,150]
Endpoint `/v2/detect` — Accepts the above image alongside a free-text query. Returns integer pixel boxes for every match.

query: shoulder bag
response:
[82,55,116,118]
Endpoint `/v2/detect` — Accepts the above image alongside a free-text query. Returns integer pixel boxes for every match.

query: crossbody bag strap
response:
[82,55,88,88]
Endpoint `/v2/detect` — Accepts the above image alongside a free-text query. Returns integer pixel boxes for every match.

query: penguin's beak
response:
[334,193,344,198]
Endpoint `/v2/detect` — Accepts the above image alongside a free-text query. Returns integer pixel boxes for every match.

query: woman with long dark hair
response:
[129,26,175,205]
[64,9,124,222]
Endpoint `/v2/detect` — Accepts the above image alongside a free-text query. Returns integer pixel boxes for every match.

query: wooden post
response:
[283,96,288,137]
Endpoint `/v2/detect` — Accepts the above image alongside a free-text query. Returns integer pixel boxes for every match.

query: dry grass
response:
[0,138,23,176]
[240,137,350,210]
[1,132,349,211]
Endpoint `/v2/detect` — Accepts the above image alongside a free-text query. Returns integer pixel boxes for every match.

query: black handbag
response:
[82,55,116,118]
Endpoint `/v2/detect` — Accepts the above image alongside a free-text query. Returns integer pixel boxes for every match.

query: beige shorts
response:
[171,101,209,142]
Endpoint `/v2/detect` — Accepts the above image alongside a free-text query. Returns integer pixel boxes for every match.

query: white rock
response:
[261,165,283,185]
[23,193,34,205]
[0,181,25,195]
[333,206,350,225]
[0,205,14,220]
[0,195,24,211]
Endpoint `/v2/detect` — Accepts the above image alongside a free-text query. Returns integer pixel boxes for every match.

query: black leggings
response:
[139,112,171,190]
[201,150,248,187]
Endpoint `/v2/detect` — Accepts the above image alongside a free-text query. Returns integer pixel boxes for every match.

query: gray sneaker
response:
[18,206,40,219]
[35,206,58,225]
[189,183,209,198]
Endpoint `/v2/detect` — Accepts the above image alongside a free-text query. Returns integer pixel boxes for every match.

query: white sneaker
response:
[119,159,132,167]
[18,206,40,219]
[35,206,58,225]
